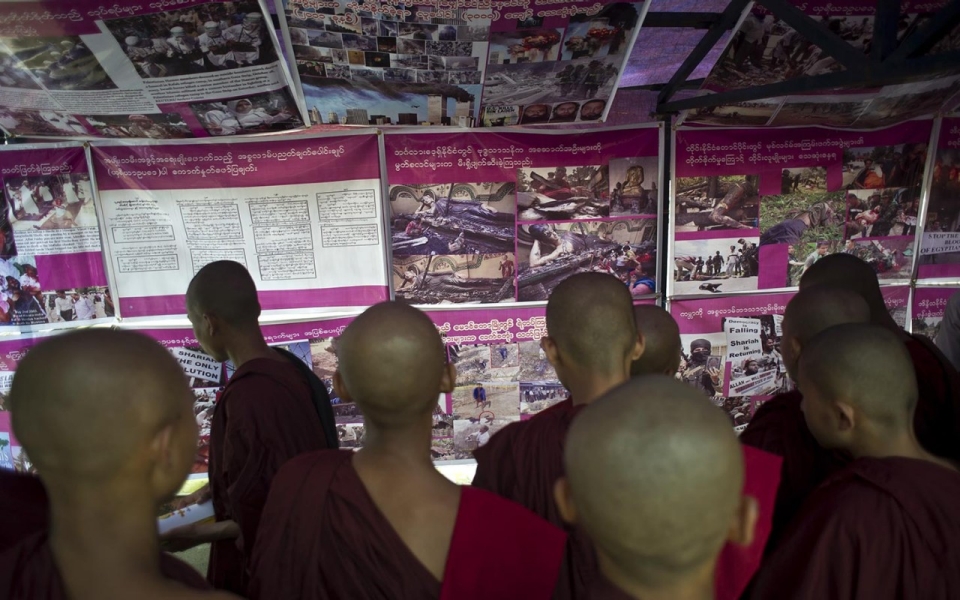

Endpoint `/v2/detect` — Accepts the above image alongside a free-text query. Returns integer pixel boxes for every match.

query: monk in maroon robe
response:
[0,470,47,553]
[250,302,566,599]
[0,329,236,600]
[629,305,782,599]
[555,376,759,600]
[474,273,644,599]
[750,324,960,599]
[740,285,871,546]
[162,261,332,595]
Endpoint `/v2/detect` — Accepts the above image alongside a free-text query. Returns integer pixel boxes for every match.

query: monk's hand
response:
[159,522,204,553]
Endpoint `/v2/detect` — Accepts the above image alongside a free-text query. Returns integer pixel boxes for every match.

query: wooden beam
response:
[642,12,725,29]
[756,0,870,72]
[658,50,960,113]
[657,0,750,106]
[886,0,960,62]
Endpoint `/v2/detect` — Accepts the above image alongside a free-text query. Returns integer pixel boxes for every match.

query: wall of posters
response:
[0,143,112,328]
[0,0,304,139]
[90,131,389,319]
[912,286,960,340]
[279,0,645,127]
[0,334,48,472]
[672,122,931,296]
[384,125,660,304]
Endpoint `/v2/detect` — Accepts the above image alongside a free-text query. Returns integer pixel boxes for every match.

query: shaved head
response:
[186,260,261,327]
[546,273,637,374]
[565,375,743,587]
[337,302,446,425]
[784,286,870,345]
[799,324,918,447]
[799,254,888,324]
[10,330,195,491]
[630,305,681,377]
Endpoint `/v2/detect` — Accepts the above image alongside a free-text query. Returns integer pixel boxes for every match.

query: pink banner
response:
[673,123,930,296]
[385,127,661,304]
[917,118,960,280]
[91,133,381,190]
[0,144,112,329]
[912,286,960,338]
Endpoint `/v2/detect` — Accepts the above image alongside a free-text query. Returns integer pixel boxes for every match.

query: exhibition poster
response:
[0,0,304,139]
[918,118,960,280]
[384,125,660,304]
[90,131,389,318]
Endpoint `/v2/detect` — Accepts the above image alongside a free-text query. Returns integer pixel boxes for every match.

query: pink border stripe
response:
[120,286,389,318]
[918,264,960,280]
[36,252,108,290]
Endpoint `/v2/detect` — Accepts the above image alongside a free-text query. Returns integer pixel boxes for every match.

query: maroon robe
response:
[742,335,960,548]
[0,471,48,553]
[0,531,211,599]
[472,398,591,600]
[250,449,566,600]
[749,457,960,599]
[207,357,330,595]
[586,576,634,600]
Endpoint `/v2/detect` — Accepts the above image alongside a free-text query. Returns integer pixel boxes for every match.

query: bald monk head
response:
[334,301,455,426]
[544,273,643,400]
[556,375,757,598]
[9,330,223,599]
[799,254,901,333]
[186,260,261,362]
[630,305,681,377]
[798,324,928,459]
[780,285,871,381]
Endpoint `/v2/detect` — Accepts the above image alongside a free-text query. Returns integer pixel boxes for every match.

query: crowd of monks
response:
[0,253,958,599]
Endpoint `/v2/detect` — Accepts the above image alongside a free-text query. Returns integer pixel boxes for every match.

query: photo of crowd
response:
[517,218,657,301]
[712,396,762,432]
[0,36,116,91]
[105,1,277,78]
[40,287,114,323]
[0,259,54,325]
[674,237,759,295]
[0,109,88,137]
[842,144,927,191]
[674,175,760,233]
[520,382,567,418]
[3,173,97,231]
[190,89,303,136]
[722,314,790,397]
[85,113,193,139]
[517,165,610,220]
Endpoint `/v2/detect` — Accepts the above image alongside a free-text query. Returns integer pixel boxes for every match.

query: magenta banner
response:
[0,144,112,329]
[673,123,931,296]
[90,132,389,318]
[918,118,960,281]
[0,0,303,139]
[0,333,48,471]
[912,286,959,339]
[384,126,660,304]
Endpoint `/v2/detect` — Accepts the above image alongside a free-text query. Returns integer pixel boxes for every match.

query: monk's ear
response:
[439,362,456,394]
[553,477,578,527]
[630,331,645,363]
[835,399,856,432]
[727,494,759,548]
[333,370,351,403]
[541,336,560,368]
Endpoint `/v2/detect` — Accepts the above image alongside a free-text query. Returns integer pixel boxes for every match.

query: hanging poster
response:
[0,144,113,328]
[0,0,304,139]
[90,131,389,319]
[672,122,931,296]
[912,286,959,339]
[278,0,644,127]
[918,118,960,280]
[685,1,959,128]
[384,125,660,304]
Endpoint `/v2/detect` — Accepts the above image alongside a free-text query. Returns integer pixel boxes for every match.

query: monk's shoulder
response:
[159,552,211,590]
[221,360,310,409]
[739,391,802,453]
[463,486,564,541]
[273,448,351,488]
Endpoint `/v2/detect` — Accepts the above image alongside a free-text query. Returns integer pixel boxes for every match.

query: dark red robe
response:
[585,576,634,600]
[741,335,960,548]
[749,457,960,599]
[0,471,48,553]
[207,357,330,595]
[472,398,591,600]
[250,449,566,600]
[473,398,780,600]
[0,530,211,599]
